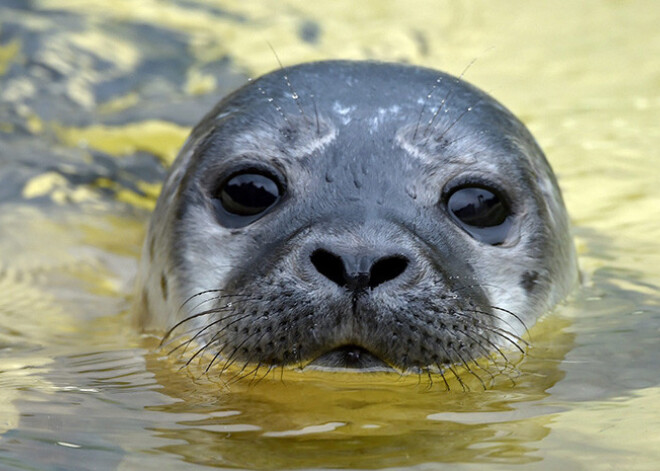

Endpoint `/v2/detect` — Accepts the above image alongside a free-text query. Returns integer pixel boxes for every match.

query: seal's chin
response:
[306,345,394,372]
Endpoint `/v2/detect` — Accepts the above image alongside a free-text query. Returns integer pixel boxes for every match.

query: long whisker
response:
[216,327,273,378]
[413,75,445,140]
[459,328,512,370]
[267,42,309,122]
[489,306,531,338]
[433,99,482,143]
[253,363,277,386]
[183,293,252,321]
[216,332,259,376]
[449,344,487,390]
[423,58,477,137]
[228,362,263,386]
[453,310,530,349]
[436,343,469,392]
[435,363,452,391]
[461,307,528,339]
[182,311,255,367]
[167,310,247,356]
[163,293,259,345]
[456,330,500,380]
[162,303,241,346]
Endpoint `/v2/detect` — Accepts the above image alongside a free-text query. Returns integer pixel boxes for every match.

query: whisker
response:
[456,331,500,381]
[460,307,528,339]
[459,328,512,371]
[435,363,451,391]
[453,310,529,349]
[445,282,530,336]
[474,323,528,355]
[183,311,255,367]
[180,340,216,371]
[257,84,290,125]
[225,356,254,383]
[433,99,482,143]
[253,363,277,386]
[413,75,445,140]
[228,361,263,386]
[163,297,252,345]
[200,340,231,374]
[424,368,434,391]
[178,289,251,313]
[168,315,228,356]
[489,305,531,338]
[183,293,250,321]
[423,57,477,137]
[437,343,469,391]
[267,42,308,122]
[162,306,244,349]
[215,329,260,375]
[448,362,469,392]
[219,327,273,379]
[449,345,487,390]
[311,93,320,135]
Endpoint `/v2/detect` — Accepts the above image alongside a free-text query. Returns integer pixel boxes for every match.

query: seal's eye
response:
[211,171,282,227]
[219,173,280,215]
[446,186,512,245]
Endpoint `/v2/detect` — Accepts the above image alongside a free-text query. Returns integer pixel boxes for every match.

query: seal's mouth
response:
[307,344,393,372]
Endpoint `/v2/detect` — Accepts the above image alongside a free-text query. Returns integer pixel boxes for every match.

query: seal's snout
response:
[310,248,409,291]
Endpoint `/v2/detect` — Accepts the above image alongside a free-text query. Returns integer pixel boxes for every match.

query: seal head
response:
[135,60,577,374]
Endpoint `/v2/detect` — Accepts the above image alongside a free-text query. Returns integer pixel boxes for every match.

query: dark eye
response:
[211,171,282,227]
[446,186,512,245]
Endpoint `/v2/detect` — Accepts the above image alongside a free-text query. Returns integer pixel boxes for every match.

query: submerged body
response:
[135,61,577,374]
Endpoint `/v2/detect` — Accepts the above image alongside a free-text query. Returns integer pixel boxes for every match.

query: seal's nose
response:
[310,248,409,290]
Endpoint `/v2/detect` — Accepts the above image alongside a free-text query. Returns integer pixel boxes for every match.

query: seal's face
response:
[136,61,577,375]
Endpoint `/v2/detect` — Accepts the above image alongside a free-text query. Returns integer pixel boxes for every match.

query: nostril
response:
[311,248,409,290]
[310,249,347,287]
[369,256,408,289]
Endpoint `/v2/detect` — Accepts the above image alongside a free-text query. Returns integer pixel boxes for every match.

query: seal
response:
[134,60,577,379]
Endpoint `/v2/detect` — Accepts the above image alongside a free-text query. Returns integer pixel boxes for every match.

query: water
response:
[1,1,659,469]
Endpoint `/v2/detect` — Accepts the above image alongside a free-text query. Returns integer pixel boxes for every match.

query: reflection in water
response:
[144,314,573,469]
[1,0,659,469]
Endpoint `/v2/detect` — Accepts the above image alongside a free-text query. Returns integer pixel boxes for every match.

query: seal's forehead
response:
[214,60,526,145]
[225,61,482,117]
[198,60,539,177]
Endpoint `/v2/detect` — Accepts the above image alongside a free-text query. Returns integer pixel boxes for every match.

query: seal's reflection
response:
[143,314,574,469]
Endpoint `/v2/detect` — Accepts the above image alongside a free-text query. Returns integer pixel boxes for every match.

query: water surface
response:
[1,1,659,470]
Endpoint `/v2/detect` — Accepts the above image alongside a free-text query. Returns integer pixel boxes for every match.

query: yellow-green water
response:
[1,1,659,469]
